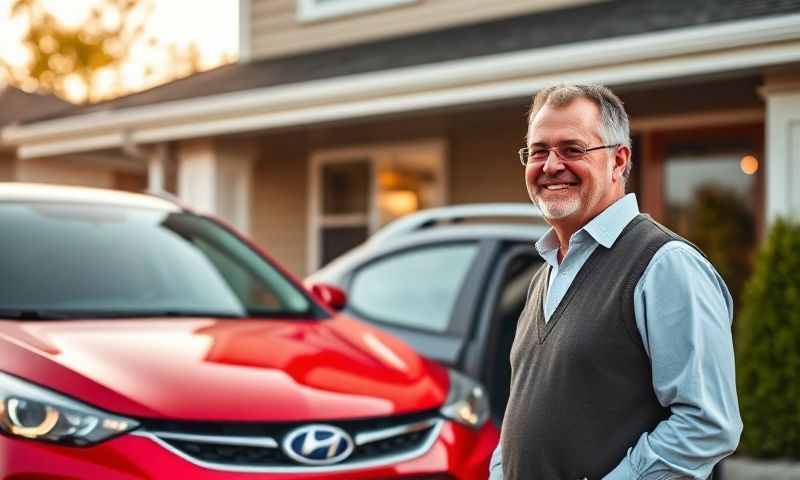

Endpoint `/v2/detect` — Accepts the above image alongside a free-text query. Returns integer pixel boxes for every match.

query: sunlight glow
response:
[0,0,238,101]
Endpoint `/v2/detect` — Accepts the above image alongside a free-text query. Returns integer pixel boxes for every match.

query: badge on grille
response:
[282,424,354,465]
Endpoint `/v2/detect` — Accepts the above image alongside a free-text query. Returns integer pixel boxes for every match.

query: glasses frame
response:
[518,144,620,166]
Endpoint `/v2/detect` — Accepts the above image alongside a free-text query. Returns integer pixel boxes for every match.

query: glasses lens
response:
[557,145,587,160]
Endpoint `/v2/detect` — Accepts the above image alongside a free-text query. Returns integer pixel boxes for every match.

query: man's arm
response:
[604,241,743,479]
[489,442,503,479]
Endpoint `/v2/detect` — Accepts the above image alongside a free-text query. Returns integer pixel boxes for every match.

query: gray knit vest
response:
[500,215,695,479]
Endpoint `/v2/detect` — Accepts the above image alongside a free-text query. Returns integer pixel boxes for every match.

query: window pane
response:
[321,225,369,267]
[349,243,479,332]
[322,160,369,215]
[664,149,758,306]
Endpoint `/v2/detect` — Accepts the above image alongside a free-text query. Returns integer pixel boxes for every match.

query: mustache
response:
[536,173,580,186]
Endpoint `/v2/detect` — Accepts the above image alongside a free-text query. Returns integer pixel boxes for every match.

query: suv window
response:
[349,243,479,332]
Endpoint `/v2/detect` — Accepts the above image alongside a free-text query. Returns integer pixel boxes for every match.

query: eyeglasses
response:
[518,143,620,166]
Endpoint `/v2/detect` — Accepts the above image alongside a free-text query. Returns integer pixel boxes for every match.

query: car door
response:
[461,242,543,423]
[341,239,497,367]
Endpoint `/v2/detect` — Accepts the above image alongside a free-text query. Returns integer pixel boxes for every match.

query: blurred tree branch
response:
[1,0,211,103]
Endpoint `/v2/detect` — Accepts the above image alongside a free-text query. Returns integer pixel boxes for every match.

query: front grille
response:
[133,409,444,472]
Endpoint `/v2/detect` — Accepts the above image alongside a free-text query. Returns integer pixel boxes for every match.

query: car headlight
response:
[439,368,489,429]
[0,371,139,446]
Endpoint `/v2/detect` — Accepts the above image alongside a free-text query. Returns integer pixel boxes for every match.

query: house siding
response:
[14,158,115,188]
[248,0,603,60]
[251,133,311,277]
[0,154,15,181]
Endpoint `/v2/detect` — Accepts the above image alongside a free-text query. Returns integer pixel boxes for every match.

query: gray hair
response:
[528,83,632,180]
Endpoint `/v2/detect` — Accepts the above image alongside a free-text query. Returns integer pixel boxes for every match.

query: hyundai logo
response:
[282,424,354,466]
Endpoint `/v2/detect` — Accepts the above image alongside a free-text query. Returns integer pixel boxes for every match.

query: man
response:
[490,84,742,479]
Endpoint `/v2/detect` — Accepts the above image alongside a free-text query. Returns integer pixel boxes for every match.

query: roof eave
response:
[3,13,800,158]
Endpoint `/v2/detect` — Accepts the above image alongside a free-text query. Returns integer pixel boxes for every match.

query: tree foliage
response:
[1,0,209,103]
[736,218,800,458]
[1,0,153,102]
[685,184,755,309]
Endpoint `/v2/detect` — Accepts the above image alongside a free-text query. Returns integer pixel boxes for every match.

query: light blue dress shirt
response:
[490,194,742,480]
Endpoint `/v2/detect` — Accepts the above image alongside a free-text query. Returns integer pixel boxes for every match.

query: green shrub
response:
[736,218,800,459]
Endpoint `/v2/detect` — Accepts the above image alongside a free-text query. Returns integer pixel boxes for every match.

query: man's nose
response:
[541,150,565,175]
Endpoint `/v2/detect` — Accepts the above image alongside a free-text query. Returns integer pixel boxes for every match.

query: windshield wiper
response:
[61,310,250,319]
[0,310,249,320]
[0,310,74,320]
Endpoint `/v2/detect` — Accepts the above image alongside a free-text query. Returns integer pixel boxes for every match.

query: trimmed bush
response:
[736,218,800,459]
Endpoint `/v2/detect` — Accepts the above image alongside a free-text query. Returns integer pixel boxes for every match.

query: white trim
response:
[16,133,125,158]
[5,14,800,157]
[764,87,800,222]
[238,0,252,63]
[297,0,417,23]
[320,214,371,227]
[147,143,168,192]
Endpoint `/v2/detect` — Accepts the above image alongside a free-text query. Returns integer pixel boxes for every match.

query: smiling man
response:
[489,84,742,479]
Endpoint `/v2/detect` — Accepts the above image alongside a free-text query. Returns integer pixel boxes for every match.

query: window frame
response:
[297,0,418,22]
[307,140,448,273]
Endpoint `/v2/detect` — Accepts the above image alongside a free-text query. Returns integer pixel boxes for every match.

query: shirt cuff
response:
[603,457,639,480]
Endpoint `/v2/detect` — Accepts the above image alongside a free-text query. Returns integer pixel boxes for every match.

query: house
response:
[0,84,147,191]
[2,0,800,281]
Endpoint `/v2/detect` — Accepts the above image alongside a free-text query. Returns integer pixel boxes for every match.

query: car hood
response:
[0,316,448,422]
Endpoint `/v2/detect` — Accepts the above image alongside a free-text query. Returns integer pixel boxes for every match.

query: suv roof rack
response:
[369,203,544,243]
[143,189,184,206]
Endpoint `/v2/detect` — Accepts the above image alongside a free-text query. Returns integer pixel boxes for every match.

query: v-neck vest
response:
[500,215,693,479]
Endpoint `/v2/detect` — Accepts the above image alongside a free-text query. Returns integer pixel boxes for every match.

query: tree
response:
[0,0,207,103]
[736,218,800,458]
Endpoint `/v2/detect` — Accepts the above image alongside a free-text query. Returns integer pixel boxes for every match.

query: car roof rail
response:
[369,203,545,243]
[143,189,186,208]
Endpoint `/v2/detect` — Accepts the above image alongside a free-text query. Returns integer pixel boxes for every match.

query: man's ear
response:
[612,145,631,182]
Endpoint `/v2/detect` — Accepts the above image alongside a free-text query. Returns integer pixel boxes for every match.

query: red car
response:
[0,183,498,479]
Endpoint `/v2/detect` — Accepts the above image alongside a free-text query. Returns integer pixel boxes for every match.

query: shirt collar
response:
[534,193,641,256]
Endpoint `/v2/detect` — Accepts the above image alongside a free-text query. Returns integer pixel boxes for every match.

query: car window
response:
[349,243,479,333]
[0,203,313,318]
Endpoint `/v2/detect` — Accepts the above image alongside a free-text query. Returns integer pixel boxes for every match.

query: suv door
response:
[461,242,543,423]
[342,240,496,366]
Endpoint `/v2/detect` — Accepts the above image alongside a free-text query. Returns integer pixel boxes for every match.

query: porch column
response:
[764,76,800,223]
[176,138,255,234]
[146,143,169,192]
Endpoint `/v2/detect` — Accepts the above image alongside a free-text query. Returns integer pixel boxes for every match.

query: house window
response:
[308,140,447,272]
[659,126,763,312]
[297,0,418,22]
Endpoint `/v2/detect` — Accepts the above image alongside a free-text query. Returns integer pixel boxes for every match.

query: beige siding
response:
[250,132,311,277]
[248,0,604,60]
[0,153,15,181]
[449,107,529,204]
[15,157,115,188]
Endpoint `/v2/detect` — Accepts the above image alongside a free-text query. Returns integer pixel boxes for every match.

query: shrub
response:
[736,218,800,458]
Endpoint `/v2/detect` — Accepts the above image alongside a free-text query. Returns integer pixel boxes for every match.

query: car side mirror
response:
[309,283,347,311]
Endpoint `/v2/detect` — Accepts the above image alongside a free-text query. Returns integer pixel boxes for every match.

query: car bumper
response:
[0,421,498,479]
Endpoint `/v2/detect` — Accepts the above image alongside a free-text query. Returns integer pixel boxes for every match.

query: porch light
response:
[740,155,759,175]
[379,190,419,217]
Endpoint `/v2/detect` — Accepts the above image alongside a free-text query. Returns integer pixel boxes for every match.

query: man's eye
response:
[560,146,585,158]
[530,149,550,160]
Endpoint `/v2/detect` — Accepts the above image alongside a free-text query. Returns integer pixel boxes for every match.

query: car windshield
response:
[0,202,316,320]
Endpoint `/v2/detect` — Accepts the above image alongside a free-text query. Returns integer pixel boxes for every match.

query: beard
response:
[533,192,582,219]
